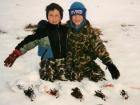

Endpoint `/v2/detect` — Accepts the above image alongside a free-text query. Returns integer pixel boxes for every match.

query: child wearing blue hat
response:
[66,2,120,82]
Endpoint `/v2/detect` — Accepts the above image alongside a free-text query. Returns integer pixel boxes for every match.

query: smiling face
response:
[48,9,61,25]
[71,14,84,27]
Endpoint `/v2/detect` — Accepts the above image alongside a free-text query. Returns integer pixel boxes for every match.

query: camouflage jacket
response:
[66,20,112,68]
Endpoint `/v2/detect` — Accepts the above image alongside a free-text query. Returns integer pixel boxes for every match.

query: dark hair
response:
[45,3,63,19]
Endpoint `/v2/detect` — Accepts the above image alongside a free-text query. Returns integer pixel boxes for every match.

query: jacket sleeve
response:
[92,32,112,64]
[15,20,47,54]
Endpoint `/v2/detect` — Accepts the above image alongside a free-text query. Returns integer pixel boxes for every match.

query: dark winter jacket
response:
[15,20,68,59]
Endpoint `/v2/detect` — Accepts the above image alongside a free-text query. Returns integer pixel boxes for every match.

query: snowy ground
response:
[0,0,140,105]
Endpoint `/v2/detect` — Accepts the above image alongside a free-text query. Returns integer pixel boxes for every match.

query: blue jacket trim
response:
[38,46,54,60]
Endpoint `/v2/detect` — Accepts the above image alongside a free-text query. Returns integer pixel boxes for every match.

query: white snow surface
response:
[0,0,140,105]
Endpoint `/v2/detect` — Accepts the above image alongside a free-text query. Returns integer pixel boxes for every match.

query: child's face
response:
[48,9,61,25]
[71,15,84,26]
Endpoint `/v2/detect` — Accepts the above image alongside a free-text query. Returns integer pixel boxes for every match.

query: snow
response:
[0,0,140,105]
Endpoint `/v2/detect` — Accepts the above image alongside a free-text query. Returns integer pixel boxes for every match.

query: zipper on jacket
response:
[56,28,62,57]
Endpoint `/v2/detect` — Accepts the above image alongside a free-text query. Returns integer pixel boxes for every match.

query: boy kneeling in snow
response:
[4,3,68,81]
[65,2,120,82]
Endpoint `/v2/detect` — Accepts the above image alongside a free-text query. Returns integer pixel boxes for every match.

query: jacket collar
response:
[46,22,61,29]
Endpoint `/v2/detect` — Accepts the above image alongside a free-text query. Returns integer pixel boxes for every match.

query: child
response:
[4,3,68,81]
[65,2,120,82]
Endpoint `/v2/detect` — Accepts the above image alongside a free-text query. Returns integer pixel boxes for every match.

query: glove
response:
[4,49,22,67]
[106,62,120,79]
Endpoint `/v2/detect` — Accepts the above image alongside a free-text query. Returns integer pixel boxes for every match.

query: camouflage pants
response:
[39,59,105,82]
[39,58,67,82]
[83,61,106,82]
[65,61,106,82]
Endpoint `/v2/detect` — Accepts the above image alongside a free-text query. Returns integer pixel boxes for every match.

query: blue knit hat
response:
[69,2,86,19]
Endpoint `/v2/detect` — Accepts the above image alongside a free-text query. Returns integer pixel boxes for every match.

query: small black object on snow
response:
[120,89,129,100]
[24,87,36,101]
[94,90,106,101]
[71,87,83,101]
